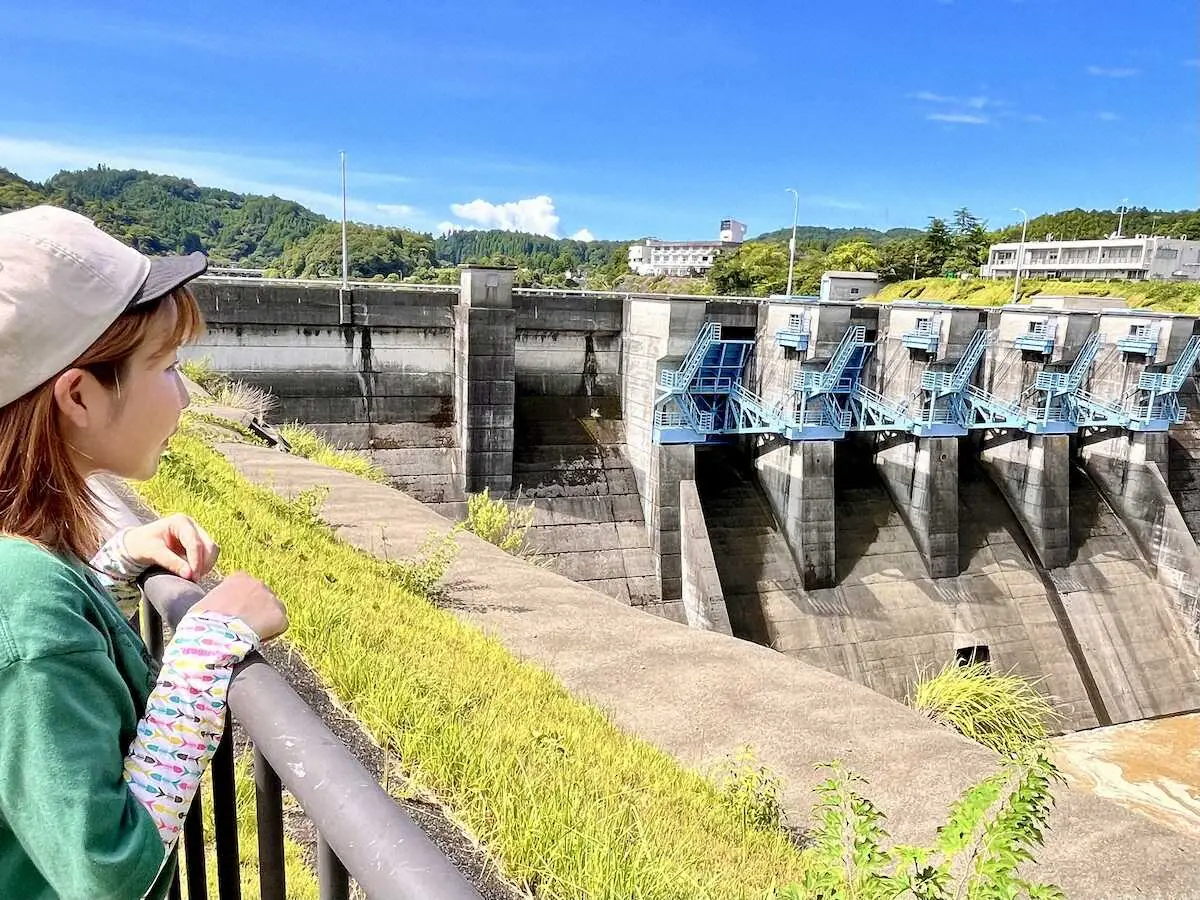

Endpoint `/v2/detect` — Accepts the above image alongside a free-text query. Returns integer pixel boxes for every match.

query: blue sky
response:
[1,0,1197,240]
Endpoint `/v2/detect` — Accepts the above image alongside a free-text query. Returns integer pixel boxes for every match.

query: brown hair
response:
[0,286,205,560]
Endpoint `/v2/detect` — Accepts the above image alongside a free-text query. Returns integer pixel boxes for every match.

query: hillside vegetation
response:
[3,163,1195,297]
[878,277,1200,312]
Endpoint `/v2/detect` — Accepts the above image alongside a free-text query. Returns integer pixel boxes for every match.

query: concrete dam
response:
[188,269,1200,732]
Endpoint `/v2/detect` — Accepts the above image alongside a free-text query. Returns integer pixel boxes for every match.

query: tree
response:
[946,207,989,276]
[826,240,883,273]
[707,242,791,296]
[923,217,953,276]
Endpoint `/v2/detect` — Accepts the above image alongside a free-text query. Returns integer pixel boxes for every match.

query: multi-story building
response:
[627,218,746,277]
[981,234,1200,282]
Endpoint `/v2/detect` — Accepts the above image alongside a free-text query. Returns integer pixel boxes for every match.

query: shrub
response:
[909,663,1059,756]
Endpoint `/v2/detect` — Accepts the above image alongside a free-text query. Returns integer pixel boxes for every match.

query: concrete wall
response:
[678,480,733,634]
[979,433,1071,569]
[754,439,836,588]
[873,435,959,578]
[1081,432,1200,640]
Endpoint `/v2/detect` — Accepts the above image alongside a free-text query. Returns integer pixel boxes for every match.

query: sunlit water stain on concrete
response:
[1053,713,1200,838]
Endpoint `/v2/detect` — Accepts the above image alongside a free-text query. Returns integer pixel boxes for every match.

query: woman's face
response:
[61,300,191,480]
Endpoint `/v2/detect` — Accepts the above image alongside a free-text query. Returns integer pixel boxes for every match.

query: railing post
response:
[211,720,242,900]
[254,747,287,900]
[318,837,351,900]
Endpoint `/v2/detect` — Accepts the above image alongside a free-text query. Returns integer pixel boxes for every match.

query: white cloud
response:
[1087,65,1140,78]
[435,221,463,236]
[375,203,416,219]
[570,228,596,241]
[1097,111,1120,121]
[927,113,990,125]
[449,195,561,237]
[913,90,954,103]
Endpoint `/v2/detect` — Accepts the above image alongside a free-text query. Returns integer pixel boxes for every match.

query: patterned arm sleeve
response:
[123,611,260,847]
[90,527,147,617]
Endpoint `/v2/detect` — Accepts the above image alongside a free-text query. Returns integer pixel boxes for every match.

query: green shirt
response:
[0,537,171,899]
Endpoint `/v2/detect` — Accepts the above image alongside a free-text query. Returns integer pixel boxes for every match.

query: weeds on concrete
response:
[776,750,1064,900]
[909,663,1059,756]
[278,423,388,484]
[460,488,546,565]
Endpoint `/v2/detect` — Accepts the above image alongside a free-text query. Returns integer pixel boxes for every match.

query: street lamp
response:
[785,188,799,297]
[1011,207,1028,304]
[1116,198,1129,238]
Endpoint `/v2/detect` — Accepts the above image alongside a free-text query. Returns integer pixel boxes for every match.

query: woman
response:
[0,205,288,899]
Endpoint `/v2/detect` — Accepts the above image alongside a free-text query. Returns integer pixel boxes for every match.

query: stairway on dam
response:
[510,397,659,606]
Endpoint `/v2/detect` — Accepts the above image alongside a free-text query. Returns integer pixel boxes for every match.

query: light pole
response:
[340,151,349,288]
[1011,207,1028,304]
[785,188,799,297]
[1116,198,1128,238]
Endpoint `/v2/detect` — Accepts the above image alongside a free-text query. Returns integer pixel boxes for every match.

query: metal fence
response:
[139,570,484,900]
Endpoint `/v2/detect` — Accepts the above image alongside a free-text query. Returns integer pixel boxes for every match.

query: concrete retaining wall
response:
[679,480,732,633]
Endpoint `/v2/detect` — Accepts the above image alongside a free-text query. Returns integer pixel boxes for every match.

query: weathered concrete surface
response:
[744,446,1099,731]
[694,446,803,646]
[1081,432,1200,642]
[679,480,733,634]
[873,435,960,578]
[753,438,836,588]
[505,396,658,608]
[215,441,1200,899]
[1052,467,1200,723]
[1054,713,1200,840]
[979,433,1072,569]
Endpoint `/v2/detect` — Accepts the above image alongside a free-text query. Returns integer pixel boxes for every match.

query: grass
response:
[277,423,389,483]
[460,488,548,565]
[909,663,1060,756]
[135,431,809,899]
[876,277,1200,312]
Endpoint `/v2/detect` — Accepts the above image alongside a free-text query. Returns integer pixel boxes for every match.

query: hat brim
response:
[126,252,208,309]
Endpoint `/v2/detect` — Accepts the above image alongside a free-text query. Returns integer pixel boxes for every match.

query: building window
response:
[850,287,860,295]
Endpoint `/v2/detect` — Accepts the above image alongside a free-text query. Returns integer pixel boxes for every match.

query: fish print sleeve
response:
[122,611,260,846]
[90,527,146,618]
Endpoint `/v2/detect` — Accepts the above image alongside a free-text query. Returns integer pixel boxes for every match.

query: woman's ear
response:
[52,368,99,430]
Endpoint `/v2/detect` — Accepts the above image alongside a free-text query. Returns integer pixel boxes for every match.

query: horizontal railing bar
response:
[141,571,484,900]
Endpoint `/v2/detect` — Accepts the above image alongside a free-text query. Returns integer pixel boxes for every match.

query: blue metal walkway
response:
[652,321,1200,444]
[654,323,787,444]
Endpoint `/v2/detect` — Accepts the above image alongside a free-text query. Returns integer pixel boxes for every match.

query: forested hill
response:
[1,166,328,266]
[753,225,924,246]
[434,229,627,272]
[990,207,1200,243]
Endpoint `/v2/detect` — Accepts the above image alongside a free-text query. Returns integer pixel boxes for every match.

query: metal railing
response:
[139,571,484,900]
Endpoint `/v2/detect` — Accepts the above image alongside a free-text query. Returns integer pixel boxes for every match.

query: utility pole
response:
[912,247,919,281]
[785,188,799,297]
[340,151,349,289]
[1116,198,1128,238]
[1011,208,1028,304]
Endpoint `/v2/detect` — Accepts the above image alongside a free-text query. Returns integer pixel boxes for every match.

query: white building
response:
[820,271,881,302]
[981,234,1200,282]
[627,218,746,277]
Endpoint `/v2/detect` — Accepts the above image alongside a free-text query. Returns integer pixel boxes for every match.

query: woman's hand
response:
[193,572,289,642]
[122,514,220,582]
